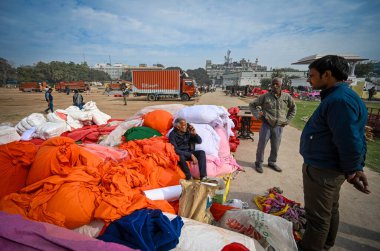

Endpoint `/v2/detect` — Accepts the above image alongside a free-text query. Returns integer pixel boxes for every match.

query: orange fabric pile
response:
[0,136,183,228]
[0,141,37,198]
[119,136,184,187]
[143,110,173,135]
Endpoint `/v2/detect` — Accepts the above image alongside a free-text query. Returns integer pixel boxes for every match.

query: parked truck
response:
[131,70,196,101]
[19,82,47,92]
[55,81,88,93]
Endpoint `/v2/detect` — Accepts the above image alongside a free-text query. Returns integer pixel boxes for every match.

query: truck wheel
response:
[181,94,190,101]
[148,94,156,101]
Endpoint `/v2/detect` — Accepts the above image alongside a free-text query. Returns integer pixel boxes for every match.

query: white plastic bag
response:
[164,213,264,251]
[0,126,20,145]
[192,124,220,157]
[99,118,143,146]
[218,209,297,251]
[36,122,68,140]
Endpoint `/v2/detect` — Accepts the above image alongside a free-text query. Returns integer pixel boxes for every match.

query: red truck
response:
[131,70,196,101]
[55,81,88,93]
[19,82,47,92]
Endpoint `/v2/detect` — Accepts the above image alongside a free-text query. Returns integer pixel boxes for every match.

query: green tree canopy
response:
[186,68,212,86]
[0,58,17,85]
[355,62,374,77]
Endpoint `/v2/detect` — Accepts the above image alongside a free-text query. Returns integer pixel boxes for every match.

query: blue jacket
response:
[300,83,367,173]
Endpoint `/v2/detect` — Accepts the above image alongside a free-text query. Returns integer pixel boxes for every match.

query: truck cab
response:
[180,78,196,101]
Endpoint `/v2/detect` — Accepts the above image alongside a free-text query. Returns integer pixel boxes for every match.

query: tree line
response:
[0,57,111,85]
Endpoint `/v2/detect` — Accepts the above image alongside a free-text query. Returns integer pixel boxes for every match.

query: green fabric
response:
[249,91,296,127]
[124,126,162,142]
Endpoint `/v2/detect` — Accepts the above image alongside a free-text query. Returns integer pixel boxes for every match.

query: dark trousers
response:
[300,164,345,251]
[44,102,53,113]
[255,122,283,165]
[178,150,207,179]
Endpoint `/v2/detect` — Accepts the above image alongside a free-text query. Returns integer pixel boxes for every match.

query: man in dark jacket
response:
[73,89,84,109]
[299,55,370,251]
[168,118,207,180]
[44,88,54,113]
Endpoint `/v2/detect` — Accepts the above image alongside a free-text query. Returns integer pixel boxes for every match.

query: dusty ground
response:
[0,88,379,250]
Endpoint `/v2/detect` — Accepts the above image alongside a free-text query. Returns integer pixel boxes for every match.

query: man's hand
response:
[191,154,198,164]
[346,171,370,194]
[280,122,288,127]
[188,124,196,135]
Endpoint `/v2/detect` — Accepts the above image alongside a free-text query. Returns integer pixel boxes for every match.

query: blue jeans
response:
[45,102,53,113]
[255,122,283,165]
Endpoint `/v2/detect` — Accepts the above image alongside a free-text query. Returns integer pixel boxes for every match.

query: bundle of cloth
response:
[1,102,112,144]
[0,136,185,229]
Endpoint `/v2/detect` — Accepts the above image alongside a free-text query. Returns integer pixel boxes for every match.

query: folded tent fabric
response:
[124,126,162,142]
[26,137,81,186]
[98,209,183,251]
[119,136,185,187]
[0,141,37,198]
[0,165,101,228]
[80,143,129,162]
[61,124,118,143]
[143,109,173,135]
[0,212,136,251]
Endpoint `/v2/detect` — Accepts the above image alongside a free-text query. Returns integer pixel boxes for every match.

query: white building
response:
[222,70,308,87]
[93,63,164,80]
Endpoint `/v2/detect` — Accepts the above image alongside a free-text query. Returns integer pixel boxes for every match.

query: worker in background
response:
[122,88,129,105]
[44,88,54,113]
[73,89,84,109]
[249,78,296,173]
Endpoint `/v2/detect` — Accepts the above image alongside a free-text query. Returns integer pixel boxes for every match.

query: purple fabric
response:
[0,212,136,251]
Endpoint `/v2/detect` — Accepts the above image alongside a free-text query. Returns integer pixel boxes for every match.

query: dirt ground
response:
[0,88,379,250]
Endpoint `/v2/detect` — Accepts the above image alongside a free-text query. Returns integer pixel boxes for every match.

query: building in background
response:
[93,63,164,80]
[206,50,307,88]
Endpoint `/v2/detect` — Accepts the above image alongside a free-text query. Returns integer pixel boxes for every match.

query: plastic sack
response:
[66,106,93,121]
[0,126,21,145]
[192,124,220,157]
[20,127,36,141]
[218,209,297,251]
[26,113,46,128]
[35,122,69,140]
[176,105,224,124]
[164,213,264,251]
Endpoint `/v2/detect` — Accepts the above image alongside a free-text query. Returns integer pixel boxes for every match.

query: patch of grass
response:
[290,100,320,130]
[365,101,380,110]
[366,138,380,172]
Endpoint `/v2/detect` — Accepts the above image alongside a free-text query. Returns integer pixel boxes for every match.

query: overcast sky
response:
[1,0,379,70]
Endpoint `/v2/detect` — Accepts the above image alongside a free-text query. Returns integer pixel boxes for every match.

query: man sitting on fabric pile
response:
[169,118,207,181]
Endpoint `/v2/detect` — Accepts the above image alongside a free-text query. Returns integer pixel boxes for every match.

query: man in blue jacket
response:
[299,55,370,251]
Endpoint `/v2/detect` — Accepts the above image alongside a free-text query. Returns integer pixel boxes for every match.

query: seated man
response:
[169,118,207,180]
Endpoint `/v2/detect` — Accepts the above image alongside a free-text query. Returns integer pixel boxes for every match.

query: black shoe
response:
[268,163,282,172]
[255,163,263,173]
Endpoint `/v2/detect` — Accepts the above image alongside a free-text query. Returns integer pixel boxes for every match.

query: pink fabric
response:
[0,212,136,251]
[80,144,129,162]
[190,126,242,178]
